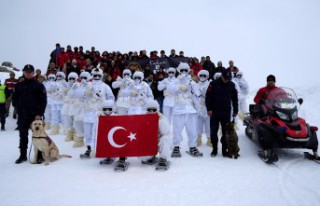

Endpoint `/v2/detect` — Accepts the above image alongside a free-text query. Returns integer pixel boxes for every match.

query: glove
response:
[85,88,92,96]
[179,84,188,92]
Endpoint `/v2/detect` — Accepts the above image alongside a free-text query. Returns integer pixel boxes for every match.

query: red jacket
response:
[57,52,68,69]
[191,63,203,76]
[107,66,121,81]
[4,78,18,91]
[254,85,277,104]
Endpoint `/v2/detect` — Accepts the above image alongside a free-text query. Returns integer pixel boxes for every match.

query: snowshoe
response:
[80,146,91,159]
[171,146,181,158]
[99,158,115,165]
[186,147,203,157]
[155,158,170,171]
[114,160,129,171]
[304,152,320,164]
[141,156,158,165]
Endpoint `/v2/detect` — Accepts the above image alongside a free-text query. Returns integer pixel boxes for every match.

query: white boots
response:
[197,135,212,147]
[50,125,60,135]
[73,136,84,148]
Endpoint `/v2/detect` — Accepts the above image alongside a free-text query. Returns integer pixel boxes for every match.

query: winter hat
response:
[145,99,160,112]
[133,71,144,80]
[166,67,176,74]
[91,68,103,76]
[221,69,231,80]
[236,71,243,78]
[267,74,276,82]
[56,71,66,79]
[197,70,209,78]
[80,71,91,81]
[22,64,35,72]
[47,73,56,80]
[176,62,190,73]
[122,69,132,77]
[68,72,78,80]
[101,100,115,109]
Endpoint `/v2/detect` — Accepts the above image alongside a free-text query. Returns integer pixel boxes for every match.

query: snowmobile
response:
[244,87,319,163]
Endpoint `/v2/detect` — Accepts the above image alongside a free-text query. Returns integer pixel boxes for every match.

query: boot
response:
[15,150,27,164]
[64,129,74,142]
[50,125,59,135]
[197,136,202,146]
[44,122,51,130]
[206,136,212,147]
[73,136,84,148]
[1,124,5,131]
[80,146,91,159]
[211,147,217,157]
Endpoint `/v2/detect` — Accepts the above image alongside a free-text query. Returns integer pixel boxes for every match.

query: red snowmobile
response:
[244,87,319,163]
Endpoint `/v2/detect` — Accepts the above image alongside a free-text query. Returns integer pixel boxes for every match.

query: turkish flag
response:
[95,114,159,157]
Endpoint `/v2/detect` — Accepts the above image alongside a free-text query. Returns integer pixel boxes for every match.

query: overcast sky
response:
[1,0,319,89]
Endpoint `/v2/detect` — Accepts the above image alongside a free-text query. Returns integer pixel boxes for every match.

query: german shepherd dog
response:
[225,121,240,159]
[31,120,71,165]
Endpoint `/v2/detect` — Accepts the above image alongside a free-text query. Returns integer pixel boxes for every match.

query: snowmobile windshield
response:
[266,87,298,110]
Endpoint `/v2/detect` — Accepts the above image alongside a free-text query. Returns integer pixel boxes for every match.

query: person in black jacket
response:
[12,64,47,164]
[205,69,238,157]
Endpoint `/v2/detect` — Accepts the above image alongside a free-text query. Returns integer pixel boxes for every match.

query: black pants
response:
[210,113,230,149]
[0,104,6,127]
[17,114,35,150]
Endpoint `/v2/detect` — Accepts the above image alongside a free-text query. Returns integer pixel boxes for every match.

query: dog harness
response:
[32,136,52,145]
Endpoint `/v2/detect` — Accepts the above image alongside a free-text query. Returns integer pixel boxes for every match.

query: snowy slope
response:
[1,86,319,206]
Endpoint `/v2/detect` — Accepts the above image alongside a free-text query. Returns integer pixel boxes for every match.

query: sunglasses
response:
[134,77,141,80]
[68,78,76,81]
[93,74,102,78]
[80,77,87,80]
[123,73,130,76]
[102,108,113,111]
[199,75,207,78]
[147,108,157,112]
[180,69,188,73]
[48,77,55,80]
[56,75,63,78]
[236,75,242,78]
[168,72,175,74]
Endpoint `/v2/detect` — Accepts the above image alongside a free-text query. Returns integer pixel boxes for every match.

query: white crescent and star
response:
[107,126,137,148]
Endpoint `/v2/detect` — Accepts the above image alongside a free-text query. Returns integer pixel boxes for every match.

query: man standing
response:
[205,69,238,157]
[4,72,18,118]
[0,78,8,131]
[12,64,47,164]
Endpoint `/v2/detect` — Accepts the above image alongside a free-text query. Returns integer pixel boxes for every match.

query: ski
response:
[304,152,320,164]
[186,151,203,157]
[155,161,170,171]
[114,161,130,172]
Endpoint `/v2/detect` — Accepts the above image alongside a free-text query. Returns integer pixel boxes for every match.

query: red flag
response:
[95,114,159,157]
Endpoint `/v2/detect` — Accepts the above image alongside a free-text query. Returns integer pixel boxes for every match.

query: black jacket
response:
[205,78,238,117]
[12,78,47,117]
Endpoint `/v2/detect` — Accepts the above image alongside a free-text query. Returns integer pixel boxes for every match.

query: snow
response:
[1,86,320,206]
[1,0,320,205]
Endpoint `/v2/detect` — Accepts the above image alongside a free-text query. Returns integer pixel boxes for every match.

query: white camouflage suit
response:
[233,71,249,116]
[128,71,154,115]
[112,69,134,115]
[197,70,211,138]
[167,63,201,148]
[83,68,115,149]
[157,67,176,124]
[43,74,57,129]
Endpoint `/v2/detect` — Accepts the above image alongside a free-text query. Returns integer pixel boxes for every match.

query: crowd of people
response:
[0,43,252,171]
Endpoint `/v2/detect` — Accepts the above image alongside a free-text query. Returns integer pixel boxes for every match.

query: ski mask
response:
[80,71,90,83]
[198,70,209,82]
[177,62,190,78]
[47,74,56,82]
[56,72,65,81]
[68,72,78,84]
[91,68,103,81]
[122,69,132,80]
[133,71,144,84]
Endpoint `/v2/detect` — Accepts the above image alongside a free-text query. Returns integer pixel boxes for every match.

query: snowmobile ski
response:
[258,151,278,165]
[304,152,320,164]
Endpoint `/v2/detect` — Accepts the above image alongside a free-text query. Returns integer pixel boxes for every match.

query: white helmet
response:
[80,71,91,82]
[176,62,190,73]
[133,71,144,83]
[166,67,176,77]
[91,68,103,80]
[68,72,78,83]
[56,71,66,80]
[214,72,222,80]
[145,99,160,113]
[101,100,115,115]
[47,73,56,81]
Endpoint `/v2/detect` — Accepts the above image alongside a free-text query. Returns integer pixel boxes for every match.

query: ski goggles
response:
[80,77,88,80]
[68,77,76,81]
[123,73,130,76]
[199,75,207,78]
[147,108,157,112]
[168,72,175,74]
[93,74,102,78]
[134,77,142,80]
[102,108,113,111]
[180,69,188,73]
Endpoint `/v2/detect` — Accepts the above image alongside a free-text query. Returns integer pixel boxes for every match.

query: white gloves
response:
[179,84,188,92]
[131,90,138,96]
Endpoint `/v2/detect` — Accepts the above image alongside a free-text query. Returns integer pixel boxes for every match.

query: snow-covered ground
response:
[1,85,319,206]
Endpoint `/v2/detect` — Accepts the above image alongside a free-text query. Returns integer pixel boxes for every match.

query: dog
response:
[31,120,71,165]
[225,121,240,159]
